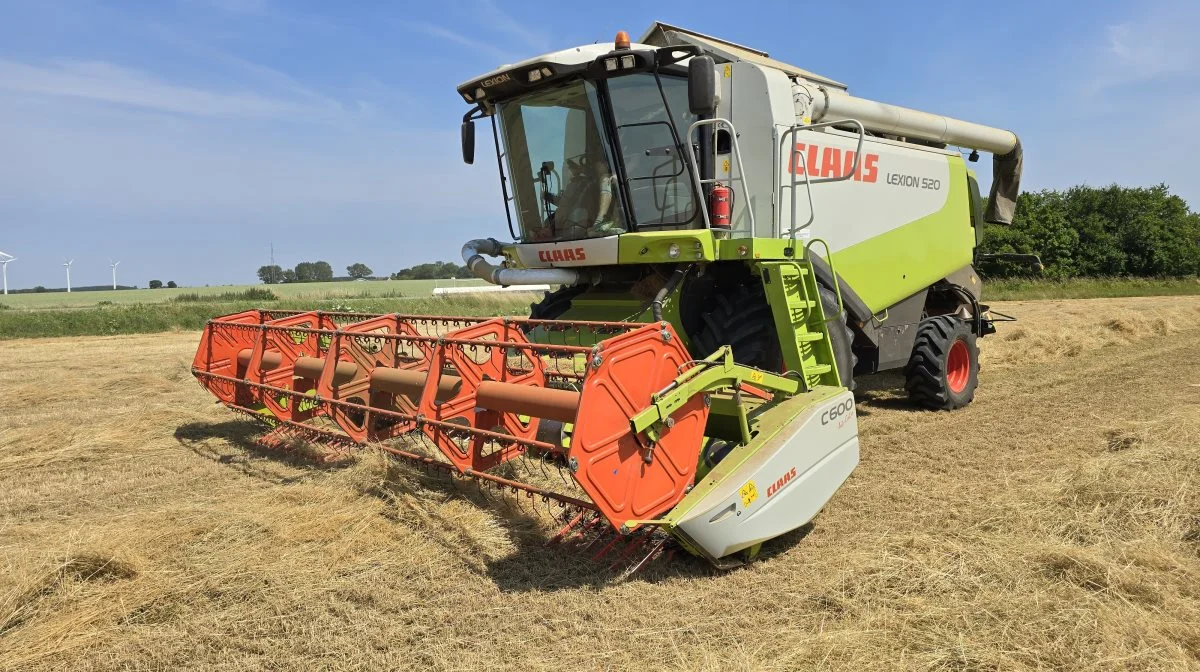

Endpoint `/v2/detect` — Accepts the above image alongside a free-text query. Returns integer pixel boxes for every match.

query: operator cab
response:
[459,32,709,244]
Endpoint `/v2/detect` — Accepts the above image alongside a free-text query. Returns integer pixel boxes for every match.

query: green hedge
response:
[979,184,1200,278]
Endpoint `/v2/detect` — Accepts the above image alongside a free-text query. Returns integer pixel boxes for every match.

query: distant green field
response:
[983,276,1200,301]
[0,279,490,309]
[0,293,540,340]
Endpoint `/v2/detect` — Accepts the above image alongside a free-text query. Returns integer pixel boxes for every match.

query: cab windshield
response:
[496,74,698,243]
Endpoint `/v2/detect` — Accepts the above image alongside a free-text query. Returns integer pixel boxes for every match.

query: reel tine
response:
[475,478,492,504]
[609,532,652,570]
[578,517,612,551]
[623,536,670,578]
[564,511,601,546]
[554,461,572,489]
[548,510,586,546]
[590,533,624,562]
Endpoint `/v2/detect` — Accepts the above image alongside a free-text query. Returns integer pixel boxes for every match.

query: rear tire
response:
[904,316,979,410]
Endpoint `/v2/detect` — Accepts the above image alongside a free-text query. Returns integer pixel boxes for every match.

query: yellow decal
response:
[722,159,731,173]
[296,391,318,413]
[723,64,731,78]
[749,370,764,383]
[287,321,313,345]
[739,480,758,508]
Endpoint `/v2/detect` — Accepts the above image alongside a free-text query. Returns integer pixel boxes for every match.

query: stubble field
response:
[1,296,1197,670]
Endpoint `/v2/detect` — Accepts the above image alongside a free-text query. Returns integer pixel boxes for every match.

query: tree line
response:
[256,260,470,284]
[979,184,1200,278]
[257,261,374,284]
[389,261,470,280]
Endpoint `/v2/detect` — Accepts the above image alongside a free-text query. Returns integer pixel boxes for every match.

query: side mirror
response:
[688,55,717,115]
[461,119,476,165]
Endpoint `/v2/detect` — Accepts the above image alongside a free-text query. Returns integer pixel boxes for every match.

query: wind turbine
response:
[110,259,120,290]
[64,259,74,293]
[0,251,14,295]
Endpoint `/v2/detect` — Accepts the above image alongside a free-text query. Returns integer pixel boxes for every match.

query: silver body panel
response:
[673,390,859,559]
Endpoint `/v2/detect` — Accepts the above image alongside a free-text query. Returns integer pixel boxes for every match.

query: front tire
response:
[818,286,856,392]
[689,284,781,371]
[904,316,979,410]
[689,283,855,392]
[527,284,587,321]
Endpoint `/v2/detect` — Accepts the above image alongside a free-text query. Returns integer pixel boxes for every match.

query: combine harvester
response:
[193,24,1020,570]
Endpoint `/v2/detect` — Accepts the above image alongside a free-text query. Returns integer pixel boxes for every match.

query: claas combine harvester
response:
[193,23,1021,570]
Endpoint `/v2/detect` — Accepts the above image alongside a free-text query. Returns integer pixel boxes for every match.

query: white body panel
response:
[674,391,859,559]
[773,128,952,250]
[719,61,956,245]
[510,235,619,268]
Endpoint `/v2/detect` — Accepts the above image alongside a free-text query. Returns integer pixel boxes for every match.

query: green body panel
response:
[616,230,716,263]
[715,237,801,261]
[526,285,692,351]
[827,155,973,312]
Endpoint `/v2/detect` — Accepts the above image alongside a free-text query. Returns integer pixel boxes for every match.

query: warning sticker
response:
[739,480,758,508]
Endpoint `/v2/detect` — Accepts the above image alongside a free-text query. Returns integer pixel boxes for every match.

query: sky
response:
[0,0,1197,289]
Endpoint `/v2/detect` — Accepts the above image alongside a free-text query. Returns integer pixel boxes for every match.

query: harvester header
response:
[193,304,858,568]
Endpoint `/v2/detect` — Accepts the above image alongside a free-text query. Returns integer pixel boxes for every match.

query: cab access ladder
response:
[757,257,841,391]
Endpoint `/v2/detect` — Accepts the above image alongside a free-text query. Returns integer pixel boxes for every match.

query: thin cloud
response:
[0,58,340,120]
[477,0,551,52]
[191,0,270,15]
[1091,2,1199,93]
[141,21,346,110]
[407,21,514,63]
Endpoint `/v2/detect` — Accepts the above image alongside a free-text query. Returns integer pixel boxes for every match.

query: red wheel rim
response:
[946,339,970,394]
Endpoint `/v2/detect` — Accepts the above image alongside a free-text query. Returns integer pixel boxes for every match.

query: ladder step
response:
[804,364,833,375]
[794,332,825,343]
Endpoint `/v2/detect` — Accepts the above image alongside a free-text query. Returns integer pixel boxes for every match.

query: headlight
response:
[667,243,680,259]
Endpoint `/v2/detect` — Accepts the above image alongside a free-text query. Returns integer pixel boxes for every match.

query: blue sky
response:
[1,0,1197,289]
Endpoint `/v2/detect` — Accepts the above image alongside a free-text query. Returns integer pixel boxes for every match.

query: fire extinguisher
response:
[709,183,732,236]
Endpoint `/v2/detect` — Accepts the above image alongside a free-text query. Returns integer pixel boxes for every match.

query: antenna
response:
[110,259,121,290]
[0,251,14,296]
[64,258,74,293]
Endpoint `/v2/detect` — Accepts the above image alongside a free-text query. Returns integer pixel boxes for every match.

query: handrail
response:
[777,119,866,239]
[804,238,844,321]
[683,118,756,235]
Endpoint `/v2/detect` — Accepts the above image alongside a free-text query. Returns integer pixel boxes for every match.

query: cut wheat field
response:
[1,296,1198,671]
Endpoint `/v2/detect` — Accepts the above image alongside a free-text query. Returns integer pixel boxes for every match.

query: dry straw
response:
[1,296,1197,670]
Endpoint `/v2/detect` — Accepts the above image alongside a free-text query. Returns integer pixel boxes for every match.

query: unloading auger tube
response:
[794,82,1023,224]
[191,308,859,570]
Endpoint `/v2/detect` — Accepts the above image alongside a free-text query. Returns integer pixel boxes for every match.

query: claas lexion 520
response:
[194,24,1020,570]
